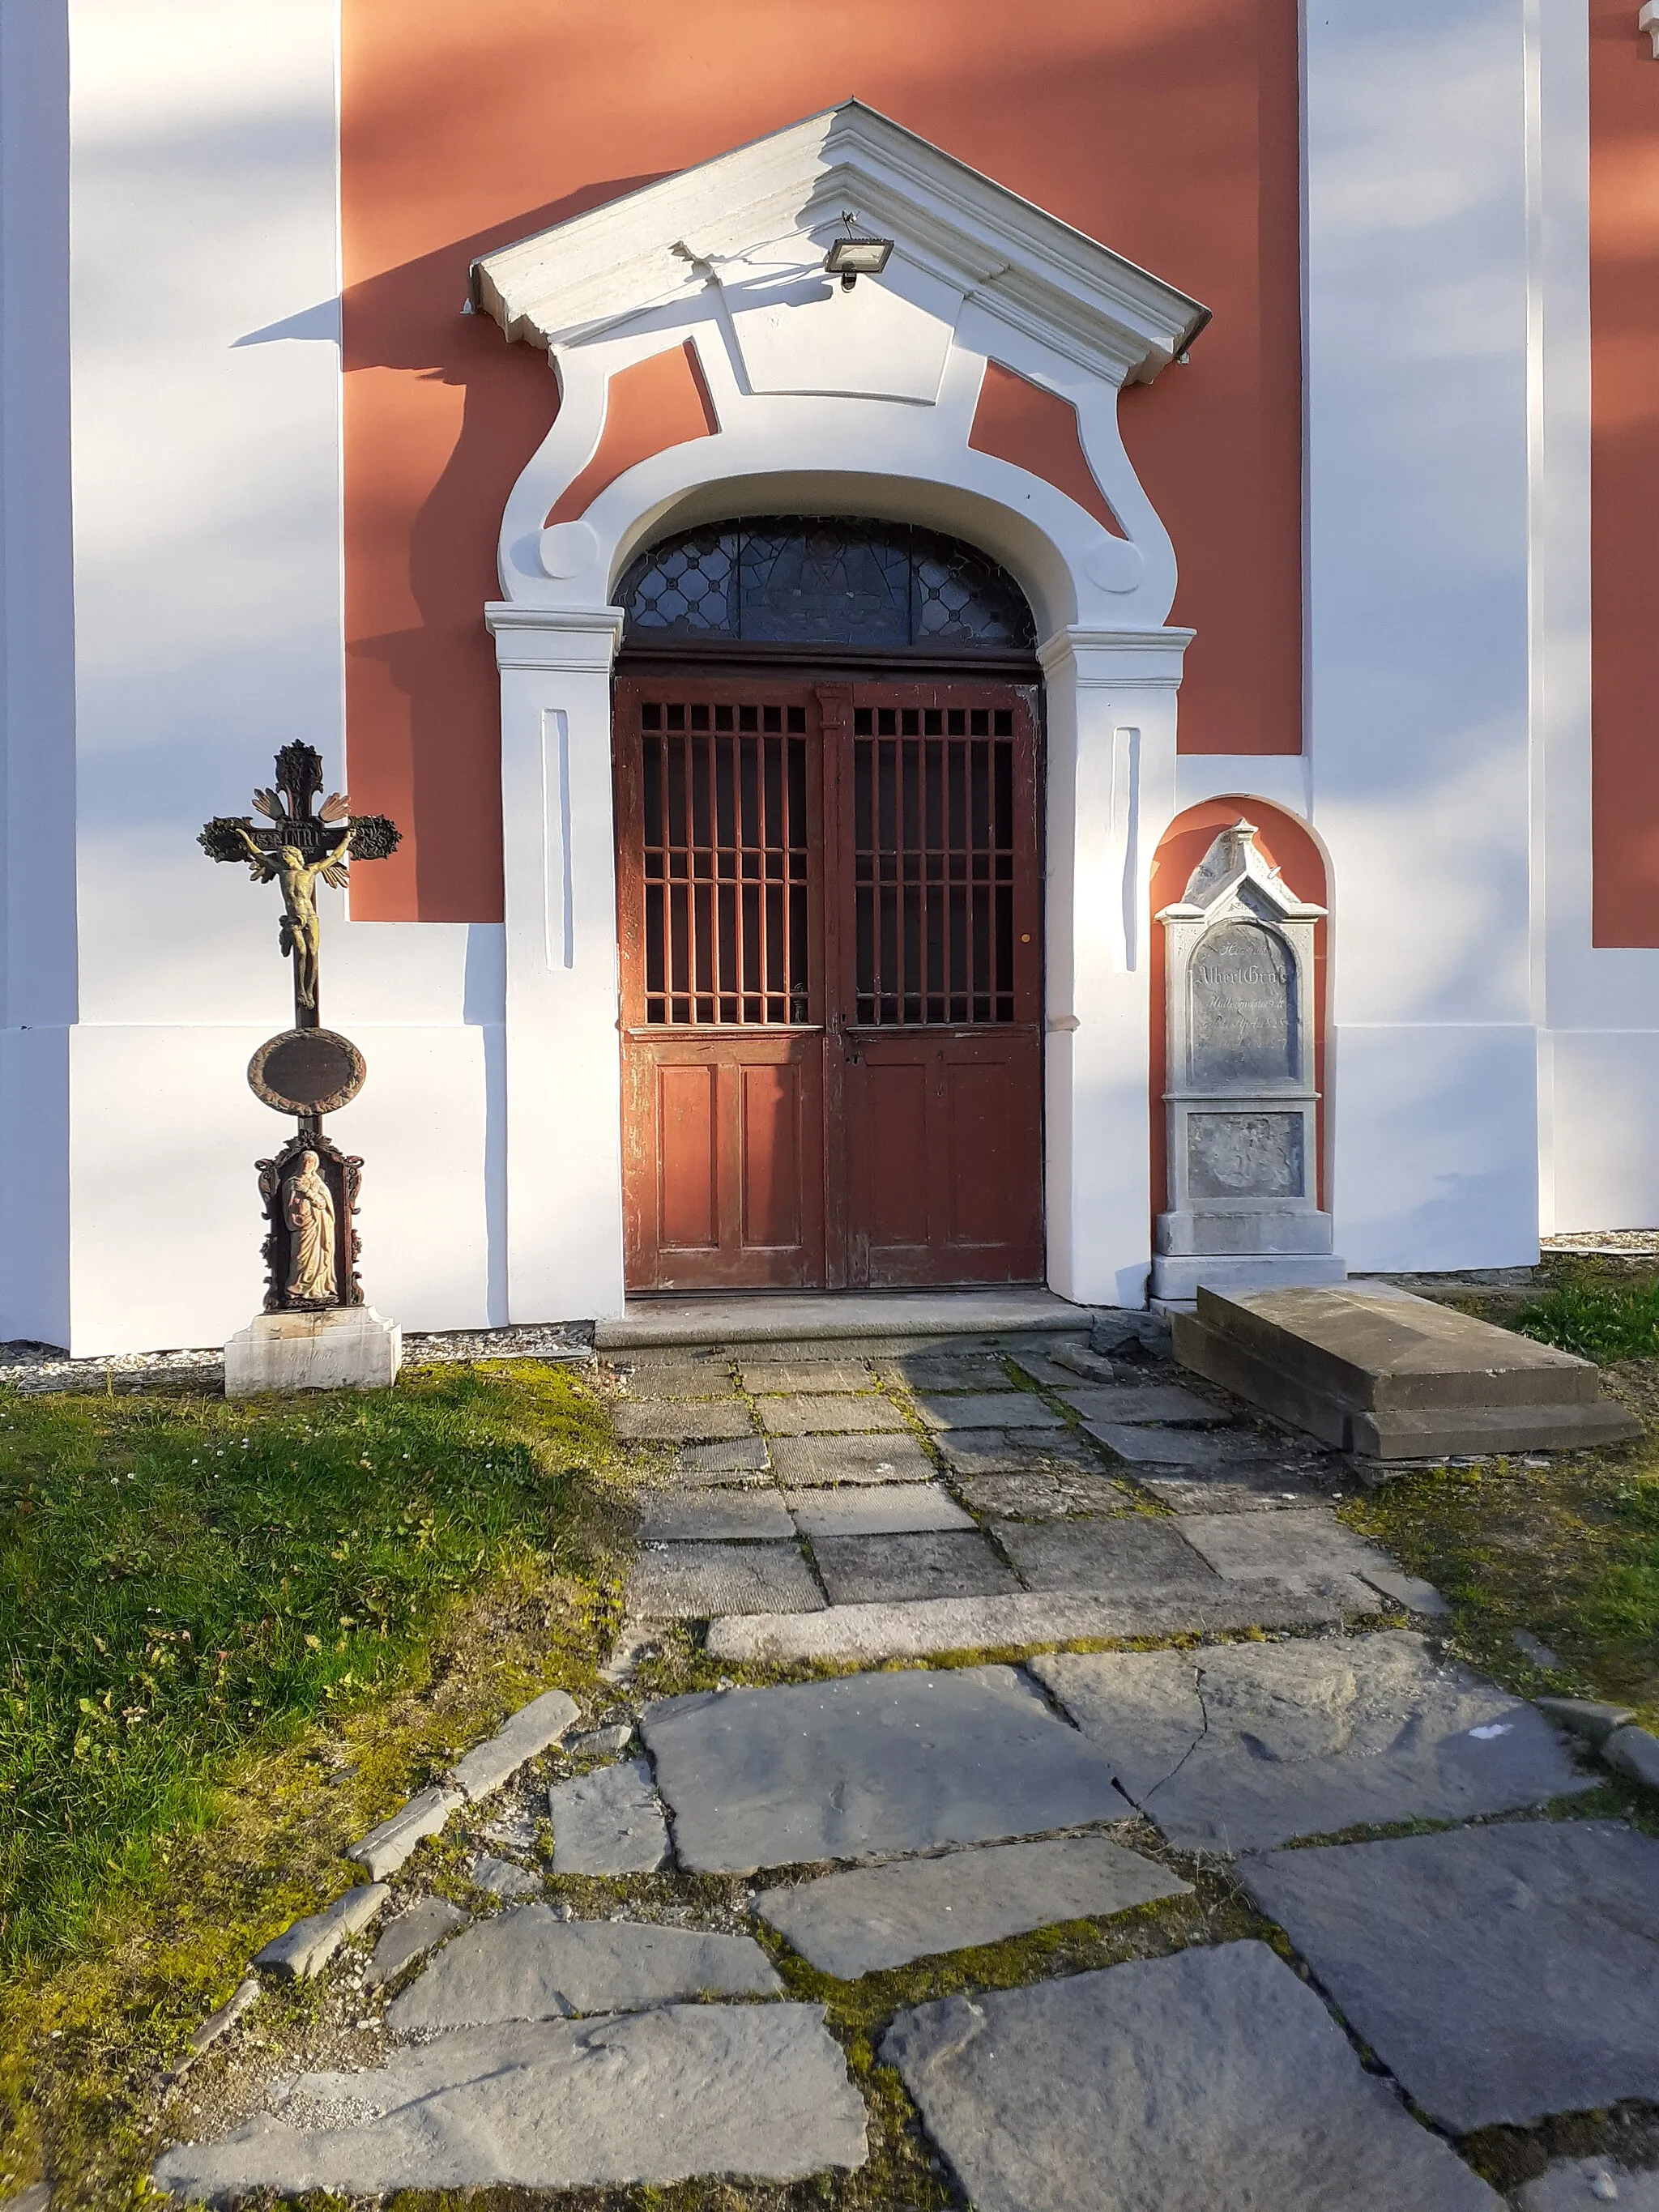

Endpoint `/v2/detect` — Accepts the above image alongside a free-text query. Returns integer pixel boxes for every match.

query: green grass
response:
[1511,1271,1659,1361]
[1343,1442,1659,1730]
[0,1361,614,1972]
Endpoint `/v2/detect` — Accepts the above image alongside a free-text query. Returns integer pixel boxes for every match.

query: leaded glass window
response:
[617,518,1035,651]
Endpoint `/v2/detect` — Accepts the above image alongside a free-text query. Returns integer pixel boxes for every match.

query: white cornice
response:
[473,102,1209,387]
[486,603,625,672]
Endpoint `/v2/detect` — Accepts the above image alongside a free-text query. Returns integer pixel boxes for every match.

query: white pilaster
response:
[1304,0,1541,1268]
[488,604,628,1323]
[1039,626,1190,1307]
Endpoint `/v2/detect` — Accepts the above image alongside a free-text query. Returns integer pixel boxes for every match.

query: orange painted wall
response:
[341,0,1303,921]
[1589,0,1659,945]
[1148,800,1328,1229]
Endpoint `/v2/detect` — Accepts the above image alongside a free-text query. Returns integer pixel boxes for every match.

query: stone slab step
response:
[1174,1285,1639,1463]
[596,1289,1090,1349]
[703,1579,1366,1665]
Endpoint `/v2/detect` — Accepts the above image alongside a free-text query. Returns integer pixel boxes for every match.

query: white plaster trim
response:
[478,122,1211,1315]
[472,100,1207,386]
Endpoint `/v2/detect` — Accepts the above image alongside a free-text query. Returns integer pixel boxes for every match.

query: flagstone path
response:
[152,1322,1659,2208]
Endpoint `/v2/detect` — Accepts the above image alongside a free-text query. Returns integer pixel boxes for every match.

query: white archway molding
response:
[476,104,1207,1319]
[494,309,1179,633]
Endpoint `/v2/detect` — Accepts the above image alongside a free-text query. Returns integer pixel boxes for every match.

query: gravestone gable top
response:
[1153,821,1342,1303]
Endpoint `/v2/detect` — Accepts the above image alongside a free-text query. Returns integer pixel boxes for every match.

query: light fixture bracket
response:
[825,215,894,291]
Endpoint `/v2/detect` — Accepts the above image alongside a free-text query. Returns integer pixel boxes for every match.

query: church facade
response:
[2,1,1657,1355]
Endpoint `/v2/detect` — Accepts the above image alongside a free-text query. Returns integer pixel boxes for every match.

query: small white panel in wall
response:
[1109,726,1140,974]
[716,244,962,402]
[543,709,574,970]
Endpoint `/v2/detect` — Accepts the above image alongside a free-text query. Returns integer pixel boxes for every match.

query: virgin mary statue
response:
[283,1150,338,1303]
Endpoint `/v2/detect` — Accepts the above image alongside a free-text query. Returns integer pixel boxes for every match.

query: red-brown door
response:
[616,673,1043,1290]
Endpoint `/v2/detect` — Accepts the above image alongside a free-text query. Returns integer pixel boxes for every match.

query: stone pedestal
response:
[1152,822,1345,1306]
[225,1306,402,1396]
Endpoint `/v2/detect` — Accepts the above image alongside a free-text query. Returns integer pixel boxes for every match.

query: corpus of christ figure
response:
[199,742,401,1020]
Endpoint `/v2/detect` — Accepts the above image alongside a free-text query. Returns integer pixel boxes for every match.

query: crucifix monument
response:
[200,743,405,1395]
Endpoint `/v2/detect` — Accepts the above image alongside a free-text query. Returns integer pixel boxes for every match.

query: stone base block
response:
[1173,1283,1640,1464]
[225,1306,402,1397]
[1149,1252,1349,1303]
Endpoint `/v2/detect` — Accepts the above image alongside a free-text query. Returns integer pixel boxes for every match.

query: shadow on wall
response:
[342,178,667,925]
[338,0,1304,925]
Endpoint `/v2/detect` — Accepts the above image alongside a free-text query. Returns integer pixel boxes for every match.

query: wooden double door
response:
[616,672,1045,1292]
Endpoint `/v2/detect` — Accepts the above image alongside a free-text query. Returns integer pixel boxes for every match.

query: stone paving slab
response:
[615,1400,756,1444]
[675,1436,773,1484]
[1131,1464,1334,1515]
[616,1363,737,1399]
[467,1853,542,1900]
[1031,1632,1591,1853]
[785,1483,973,1536]
[152,2003,868,2196]
[1520,2159,1659,2210]
[548,1758,670,1873]
[388,1907,781,2030]
[1176,1506,1410,1599]
[1084,1421,1280,1467]
[815,1531,1023,1605]
[880,1941,1501,2211]
[1057,1383,1230,1426]
[1242,1821,1659,2132]
[957,1468,1132,1519]
[758,1394,908,1435]
[917,1392,1064,1431]
[642,1664,1125,1873]
[1001,1349,1087,1386]
[705,1583,1361,1665]
[936,1429,1102,1476]
[882,1353,1017,1392]
[757,1835,1190,1979]
[740,1361,872,1393]
[997,1513,1228,1597]
[768,1432,936,1485]
[365,1897,469,1990]
[638,1490,796,1542]
[627,1541,825,1619]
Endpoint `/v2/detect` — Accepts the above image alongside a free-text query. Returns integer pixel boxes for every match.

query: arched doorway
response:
[612,517,1046,1293]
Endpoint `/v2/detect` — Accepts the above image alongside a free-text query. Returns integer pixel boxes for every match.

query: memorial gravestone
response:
[200,744,404,1393]
[1153,821,1345,1302]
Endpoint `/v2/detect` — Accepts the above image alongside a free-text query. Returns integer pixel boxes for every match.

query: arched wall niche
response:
[1149,797,1331,1225]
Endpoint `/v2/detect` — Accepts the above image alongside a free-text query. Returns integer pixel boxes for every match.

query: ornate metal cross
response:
[199,742,400,1025]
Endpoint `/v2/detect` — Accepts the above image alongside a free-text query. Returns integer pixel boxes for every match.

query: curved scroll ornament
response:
[255,1128,365,1313]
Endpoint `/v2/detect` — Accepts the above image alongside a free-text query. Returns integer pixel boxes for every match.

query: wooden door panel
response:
[625,1033,824,1289]
[740,1060,804,1247]
[846,1032,1043,1285]
[657,1062,719,1249]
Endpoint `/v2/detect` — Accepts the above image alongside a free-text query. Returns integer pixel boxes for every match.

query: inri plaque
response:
[248,1027,367,1117]
[1188,920,1295,1088]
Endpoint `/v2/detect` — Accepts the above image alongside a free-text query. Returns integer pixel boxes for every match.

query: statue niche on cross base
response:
[200,742,403,1393]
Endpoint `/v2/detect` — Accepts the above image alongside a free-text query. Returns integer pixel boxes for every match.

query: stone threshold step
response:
[704,1580,1367,1664]
[597,1288,1093,1351]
